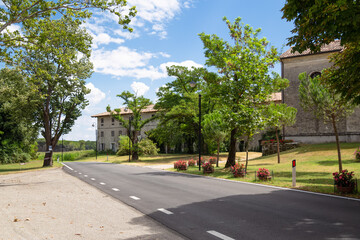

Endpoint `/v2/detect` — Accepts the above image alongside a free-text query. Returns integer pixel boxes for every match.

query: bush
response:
[117,136,131,156]
[209,157,216,164]
[257,168,271,180]
[231,162,245,177]
[354,147,360,161]
[333,170,355,187]
[174,160,187,170]
[202,162,214,173]
[138,138,159,156]
[188,159,196,166]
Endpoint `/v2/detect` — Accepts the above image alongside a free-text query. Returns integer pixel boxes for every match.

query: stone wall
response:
[261,142,300,156]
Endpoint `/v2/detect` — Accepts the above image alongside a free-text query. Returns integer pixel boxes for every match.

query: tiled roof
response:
[280,40,343,59]
[91,104,157,118]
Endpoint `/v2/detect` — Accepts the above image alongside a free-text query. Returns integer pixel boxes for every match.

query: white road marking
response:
[79,172,82,175]
[157,208,173,215]
[112,188,119,191]
[130,196,140,200]
[74,170,77,172]
[99,182,106,185]
[207,230,235,240]
[61,163,73,171]
[90,178,95,181]
[84,175,88,177]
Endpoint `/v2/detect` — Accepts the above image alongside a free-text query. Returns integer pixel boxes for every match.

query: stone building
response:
[91,105,158,151]
[280,40,360,143]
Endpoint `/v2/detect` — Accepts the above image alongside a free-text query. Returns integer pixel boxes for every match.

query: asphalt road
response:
[62,162,360,240]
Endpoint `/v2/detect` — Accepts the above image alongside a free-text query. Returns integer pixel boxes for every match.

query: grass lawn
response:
[171,142,360,197]
[0,160,63,175]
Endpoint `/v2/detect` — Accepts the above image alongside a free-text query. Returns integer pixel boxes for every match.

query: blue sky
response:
[64,0,294,141]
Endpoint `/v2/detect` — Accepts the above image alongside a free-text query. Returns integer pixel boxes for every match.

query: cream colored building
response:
[91,105,158,152]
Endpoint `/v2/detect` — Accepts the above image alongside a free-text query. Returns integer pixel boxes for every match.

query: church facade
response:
[280,40,360,143]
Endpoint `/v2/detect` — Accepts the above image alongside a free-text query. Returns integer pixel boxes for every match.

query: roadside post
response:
[292,159,296,187]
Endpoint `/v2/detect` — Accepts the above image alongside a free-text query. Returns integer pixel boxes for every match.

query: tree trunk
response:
[225,128,237,168]
[331,115,342,172]
[132,130,139,161]
[43,150,53,167]
[276,127,281,164]
[245,136,249,173]
[216,139,220,167]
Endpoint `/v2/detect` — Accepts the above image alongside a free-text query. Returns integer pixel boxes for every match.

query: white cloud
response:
[64,115,95,141]
[91,33,125,49]
[86,83,106,105]
[131,81,150,96]
[91,46,202,80]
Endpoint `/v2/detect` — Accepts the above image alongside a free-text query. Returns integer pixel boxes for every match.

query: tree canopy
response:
[199,17,288,167]
[107,91,153,161]
[0,0,136,58]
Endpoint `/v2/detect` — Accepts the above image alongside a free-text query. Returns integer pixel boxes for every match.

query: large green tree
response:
[11,17,93,167]
[0,0,136,58]
[107,91,153,161]
[199,17,287,167]
[299,72,355,172]
[0,68,39,163]
[282,0,360,104]
[264,102,297,164]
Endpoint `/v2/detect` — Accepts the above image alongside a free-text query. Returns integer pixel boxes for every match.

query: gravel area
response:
[0,168,185,240]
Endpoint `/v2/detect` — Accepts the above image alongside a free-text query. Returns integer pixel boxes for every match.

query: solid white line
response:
[84,175,88,177]
[130,196,140,200]
[157,208,173,215]
[99,182,106,185]
[112,188,119,191]
[207,230,235,240]
[90,178,95,181]
[61,163,73,171]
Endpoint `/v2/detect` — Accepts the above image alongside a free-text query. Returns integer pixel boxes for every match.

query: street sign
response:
[292,159,296,168]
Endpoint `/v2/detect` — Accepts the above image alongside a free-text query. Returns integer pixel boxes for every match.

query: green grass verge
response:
[170,142,360,198]
[0,160,63,175]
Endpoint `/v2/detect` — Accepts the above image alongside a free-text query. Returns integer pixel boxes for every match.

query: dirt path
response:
[0,168,185,240]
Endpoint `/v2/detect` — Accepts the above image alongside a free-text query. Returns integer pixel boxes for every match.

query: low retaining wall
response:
[261,142,300,156]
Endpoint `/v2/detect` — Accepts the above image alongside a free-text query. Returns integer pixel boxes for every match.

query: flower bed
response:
[188,159,196,166]
[174,160,187,170]
[333,169,355,193]
[209,157,216,164]
[202,162,214,174]
[354,147,360,161]
[231,162,245,178]
[257,168,271,181]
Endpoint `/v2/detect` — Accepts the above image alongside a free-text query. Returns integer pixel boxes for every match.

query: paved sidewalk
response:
[0,168,185,240]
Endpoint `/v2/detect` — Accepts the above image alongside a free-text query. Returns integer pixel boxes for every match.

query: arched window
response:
[310,71,321,79]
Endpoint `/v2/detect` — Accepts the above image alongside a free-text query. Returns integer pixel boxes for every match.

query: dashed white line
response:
[112,188,119,191]
[99,182,106,185]
[84,175,88,177]
[207,231,235,240]
[157,208,173,215]
[130,196,140,200]
[90,178,95,181]
[74,170,77,172]
[78,172,82,175]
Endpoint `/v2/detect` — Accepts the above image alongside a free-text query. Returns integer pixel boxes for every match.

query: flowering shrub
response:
[257,168,271,180]
[202,162,214,173]
[197,157,205,165]
[209,157,216,164]
[188,159,196,166]
[231,162,245,177]
[354,147,360,161]
[261,139,294,145]
[174,160,187,170]
[333,170,355,187]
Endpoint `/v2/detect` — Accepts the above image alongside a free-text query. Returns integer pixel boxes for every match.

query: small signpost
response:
[292,159,296,187]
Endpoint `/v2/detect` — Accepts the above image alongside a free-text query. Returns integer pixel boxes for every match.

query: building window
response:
[310,71,321,79]
[111,143,115,151]
[112,118,115,125]
[101,118,104,126]
[119,122,122,125]
[111,131,114,137]
[101,143,105,151]
[101,131,104,137]
[152,114,155,117]
[119,130,122,135]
